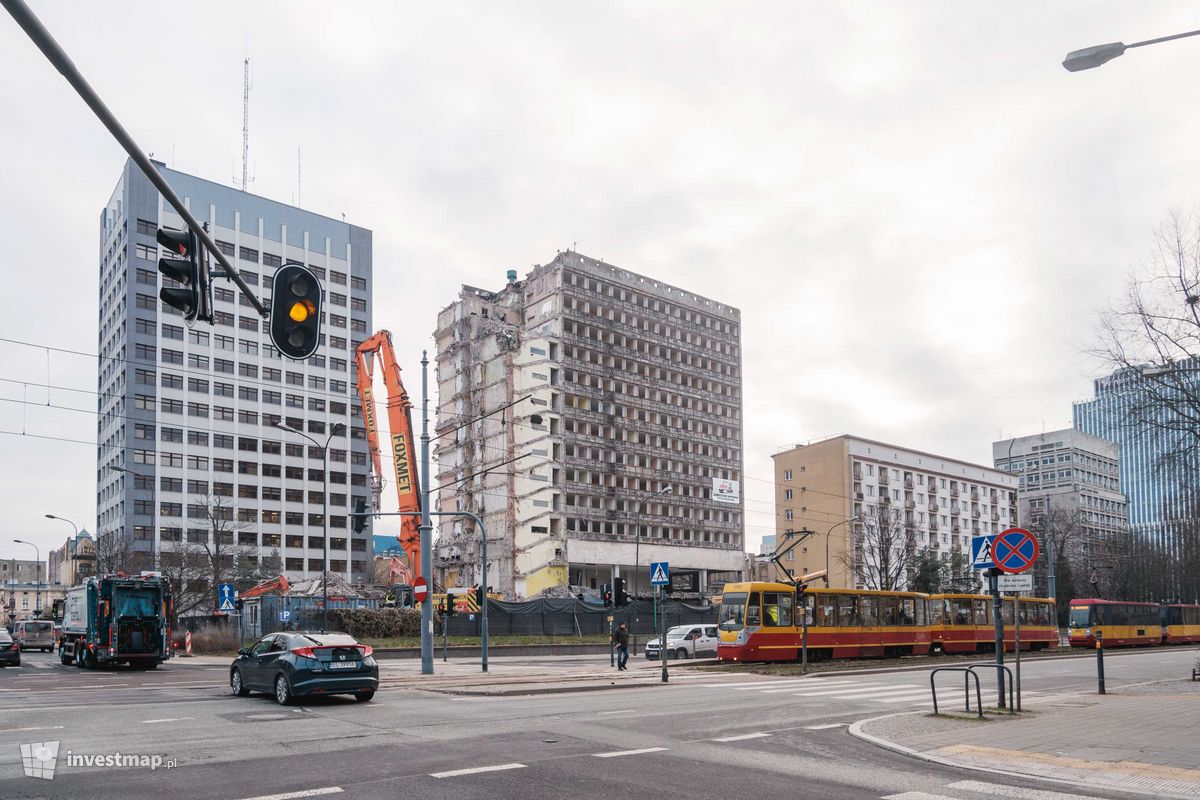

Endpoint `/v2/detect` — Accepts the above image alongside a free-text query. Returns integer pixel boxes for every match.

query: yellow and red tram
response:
[1067,599,1162,648]
[928,593,1058,653]
[1163,603,1200,644]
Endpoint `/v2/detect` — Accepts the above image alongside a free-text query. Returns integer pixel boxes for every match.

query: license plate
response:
[327,661,359,670]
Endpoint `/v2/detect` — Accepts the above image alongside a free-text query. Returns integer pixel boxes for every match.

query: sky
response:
[2,1,1199,564]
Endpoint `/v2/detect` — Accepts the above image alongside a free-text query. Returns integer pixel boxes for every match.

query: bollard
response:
[1096,635,1105,695]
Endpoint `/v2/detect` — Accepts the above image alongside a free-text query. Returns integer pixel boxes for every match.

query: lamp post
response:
[823,516,860,588]
[13,539,41,618]
[276,421,346,634]
[634,485,672,640]
[1063,28,1200,71]
[44,514,79,537]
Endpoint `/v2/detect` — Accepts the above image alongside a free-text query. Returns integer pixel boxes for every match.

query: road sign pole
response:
[659,584,669,684]
[1096,633,1106,694]
[990,569,1006,709]
[1013,594,1021,711]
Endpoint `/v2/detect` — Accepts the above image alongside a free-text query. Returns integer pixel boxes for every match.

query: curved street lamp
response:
[823,516,860,588]
[1063,28,1200,72]
[44,514,78,537]
[12,539,42,618]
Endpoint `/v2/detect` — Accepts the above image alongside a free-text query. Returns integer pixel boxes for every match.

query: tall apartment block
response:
[1073,361,1200,548]
[432,251,745,600]
[772,435,1018,590]
[992,429,1126,597]
[95,159,373,583]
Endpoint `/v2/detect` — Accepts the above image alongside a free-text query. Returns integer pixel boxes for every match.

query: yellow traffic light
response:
[288,301,311,322]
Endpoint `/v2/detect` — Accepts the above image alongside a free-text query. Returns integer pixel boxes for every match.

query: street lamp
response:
[823,516,860,588]
[13,539,41,618]
[275,421,346,633]
[44,514,78,537]
[1063,28,1200,72]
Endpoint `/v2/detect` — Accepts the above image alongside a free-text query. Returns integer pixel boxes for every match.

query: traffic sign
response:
[994,528,1039,574]
[412,576,428,603]
[998,573,1033,592]
[650,561,670,586]
[970,535,996,571]
[217,583,236,612]
[278,609,292,622]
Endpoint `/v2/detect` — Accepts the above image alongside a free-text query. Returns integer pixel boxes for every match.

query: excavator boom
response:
[354,331,422,577]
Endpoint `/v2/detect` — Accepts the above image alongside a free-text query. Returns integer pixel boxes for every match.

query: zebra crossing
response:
[882,781,1108,800]
[700,674,1023,708]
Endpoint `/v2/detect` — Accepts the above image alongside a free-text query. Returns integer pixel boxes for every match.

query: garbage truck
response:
[60,573,172,669]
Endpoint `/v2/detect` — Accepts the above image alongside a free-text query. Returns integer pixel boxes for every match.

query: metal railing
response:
[964,662,1017,713]
[930,667,983,719]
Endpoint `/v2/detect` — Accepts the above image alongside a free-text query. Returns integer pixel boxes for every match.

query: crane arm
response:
[355,331,422,576]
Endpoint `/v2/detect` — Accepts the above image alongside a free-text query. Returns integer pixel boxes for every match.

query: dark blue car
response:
[230,631,378,704]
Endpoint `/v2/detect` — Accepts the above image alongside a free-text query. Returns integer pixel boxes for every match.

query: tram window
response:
[1000,599,1013,625]
[813,595,837,626]
[900,597,917,626]
[973,600,989,625]
[1039,603,1053,625]
[879,596,899,626]
[953,600,972,626]
[719,592,748,631]
[860,596,878,626]
[762,592,793,627]
[931,599,948,625]
[746,592,762,626]
[1068,605,1091,628]
[838,595,861,626]
[1016,602,1029,625]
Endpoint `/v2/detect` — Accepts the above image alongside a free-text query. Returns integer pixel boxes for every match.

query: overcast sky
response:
[1,2,1198,563]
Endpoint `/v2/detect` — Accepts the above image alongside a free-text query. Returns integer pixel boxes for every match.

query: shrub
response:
[177,624,241,654]
[325,607,424,640]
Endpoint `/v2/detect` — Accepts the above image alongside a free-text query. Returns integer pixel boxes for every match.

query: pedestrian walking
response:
[612,622,630,670]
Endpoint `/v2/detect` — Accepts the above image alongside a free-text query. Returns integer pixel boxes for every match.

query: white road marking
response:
[597,709,637,715]
[141,717,195,724]
[947,779,1108,799]
[804,723,847,730]
[789,683,895,696]
[592,747,669,758]
[0,725,65,733]
[757,680,866,693]
[712,732,771,742]
[430,763,526,778]
[882,793,962,800]
[233,788,344,800]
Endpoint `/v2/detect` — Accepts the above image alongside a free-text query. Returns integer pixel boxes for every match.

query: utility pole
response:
[420,352,433,675]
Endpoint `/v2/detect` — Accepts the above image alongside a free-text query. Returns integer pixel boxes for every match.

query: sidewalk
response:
[852,677,1200,798]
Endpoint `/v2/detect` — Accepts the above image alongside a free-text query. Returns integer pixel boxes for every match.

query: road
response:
[0,645,1192,800]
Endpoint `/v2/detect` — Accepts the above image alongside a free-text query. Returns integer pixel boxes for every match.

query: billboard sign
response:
[713,478,740,504]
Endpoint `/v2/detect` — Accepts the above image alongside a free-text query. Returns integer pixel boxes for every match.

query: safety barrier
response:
[930,667,983,719]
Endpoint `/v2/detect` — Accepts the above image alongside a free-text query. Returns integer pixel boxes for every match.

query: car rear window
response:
[0,631,11,642]
[29,622,52,632]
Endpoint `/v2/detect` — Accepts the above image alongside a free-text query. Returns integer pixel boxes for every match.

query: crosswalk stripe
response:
[757,680,867,693]
[882,793,961,800]
[947,780,1107,799]
[789,683,895,697]
[712,732,771,742]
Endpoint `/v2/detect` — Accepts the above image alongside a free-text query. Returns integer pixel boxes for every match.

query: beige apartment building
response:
[772,435,1018,589]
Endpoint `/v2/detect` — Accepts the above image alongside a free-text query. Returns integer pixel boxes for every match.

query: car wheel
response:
[60,650,73,666]
[75,649,89,669]
[274,674,292,705]
[674,648,689,660]
[231,668,250,697]
[354,690,375,702]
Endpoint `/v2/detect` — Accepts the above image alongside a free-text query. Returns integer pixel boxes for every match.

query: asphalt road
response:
[0,645,1192,800]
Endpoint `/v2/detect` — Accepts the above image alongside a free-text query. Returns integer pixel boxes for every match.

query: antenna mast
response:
[240,57,250,191]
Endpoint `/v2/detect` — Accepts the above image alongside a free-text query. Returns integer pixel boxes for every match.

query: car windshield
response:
[666,627,690,639]
[115,588,159,618]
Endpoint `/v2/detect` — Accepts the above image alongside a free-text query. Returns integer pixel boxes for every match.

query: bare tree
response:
[838,503,917,591]
[156,544,209,622]
[194,493,253,612]
[1093,208,1200,470]
[93,528,146,576]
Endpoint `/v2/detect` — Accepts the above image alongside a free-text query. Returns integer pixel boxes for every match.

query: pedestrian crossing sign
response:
[650,561,670,586]
[971,535,996,571]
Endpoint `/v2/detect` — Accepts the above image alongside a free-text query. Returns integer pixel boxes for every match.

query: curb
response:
[847,711,1199,800]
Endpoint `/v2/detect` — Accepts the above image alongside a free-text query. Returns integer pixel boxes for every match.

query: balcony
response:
[972,508,981,519]
[854,491,864,500]
[952,524,961,534]
[905,499,915,510]
[950,503,961,514]
[950,486,960,498]
[929,520,939,532]
[990,510,1000,521]
[970,488,980,501]
[880,495,892,505]
[928,498,939,510]
[904,478,914,489]
[928,483,938,494]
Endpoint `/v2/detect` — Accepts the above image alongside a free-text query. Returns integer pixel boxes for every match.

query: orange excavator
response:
[355,331,422,581]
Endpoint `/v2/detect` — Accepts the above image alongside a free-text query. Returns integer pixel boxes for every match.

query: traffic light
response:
[601,583,612,608]
[614,577,627,606]
[234,598,244,611]
[156,226,211,325]
[352,497,369,534]
[443,598,456,617]
[474,585,484,609]
[269,263,323,359]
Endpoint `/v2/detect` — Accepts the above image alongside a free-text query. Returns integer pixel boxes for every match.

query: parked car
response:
[15,620,54,653]
[230,631,379,705]
[645,624,720,660]
[0,629,20,667]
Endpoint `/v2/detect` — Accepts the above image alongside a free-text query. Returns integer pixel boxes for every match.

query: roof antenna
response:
[240,57,252,191]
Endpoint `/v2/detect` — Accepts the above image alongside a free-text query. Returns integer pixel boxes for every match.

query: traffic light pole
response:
[2,0,267,318]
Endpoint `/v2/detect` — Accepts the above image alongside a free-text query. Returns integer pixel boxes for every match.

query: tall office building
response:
[772,435,1018,590]
[1073,361,1200,548]
[432,251,745,600]
[992,429,1126,597]
[95,159,373,583]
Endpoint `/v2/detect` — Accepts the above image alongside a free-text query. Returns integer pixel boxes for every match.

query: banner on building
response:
[712,478,740,504]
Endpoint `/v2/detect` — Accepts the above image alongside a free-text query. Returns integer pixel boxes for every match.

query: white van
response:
[16,620,55,652]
